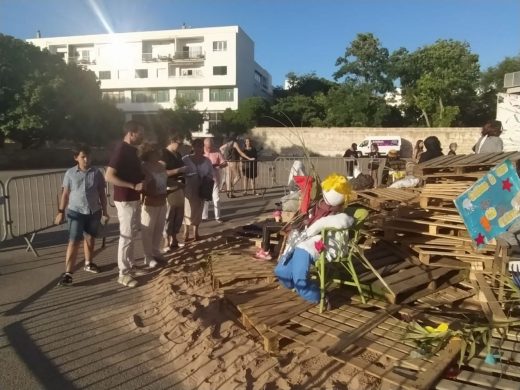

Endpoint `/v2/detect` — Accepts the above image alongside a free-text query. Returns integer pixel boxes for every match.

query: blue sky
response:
[1,0,519,86]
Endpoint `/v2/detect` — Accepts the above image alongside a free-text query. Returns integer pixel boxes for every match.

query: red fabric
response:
[294,176,313,214]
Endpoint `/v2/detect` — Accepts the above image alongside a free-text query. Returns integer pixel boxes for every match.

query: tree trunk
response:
[413,94,431,127]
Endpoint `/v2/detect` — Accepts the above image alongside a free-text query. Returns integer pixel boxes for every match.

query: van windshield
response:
[359,140,368,147]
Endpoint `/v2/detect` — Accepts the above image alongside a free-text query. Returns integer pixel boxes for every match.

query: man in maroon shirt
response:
[105,120,145,287]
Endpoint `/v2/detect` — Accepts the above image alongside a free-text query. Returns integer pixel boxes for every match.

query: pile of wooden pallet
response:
[209,153,520,390]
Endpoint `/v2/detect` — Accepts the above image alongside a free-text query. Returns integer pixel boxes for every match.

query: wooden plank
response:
[271,324,421,389]
[414,337,461,390]
[437,369,520,390]
[467,357,520,379]
[436,378,493,390]
[474,273,509,322]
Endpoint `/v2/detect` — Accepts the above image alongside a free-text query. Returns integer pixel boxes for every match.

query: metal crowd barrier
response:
[0,180,7,242]
[5,170,66,255]
[0,157,389,253]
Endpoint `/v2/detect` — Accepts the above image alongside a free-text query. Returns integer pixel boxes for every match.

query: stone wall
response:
[250,127,481,157]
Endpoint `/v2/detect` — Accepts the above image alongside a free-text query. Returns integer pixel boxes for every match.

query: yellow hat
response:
[321,173,351,206]
[388,149,399,157]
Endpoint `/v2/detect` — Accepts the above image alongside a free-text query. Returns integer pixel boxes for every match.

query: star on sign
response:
[502,178,513,192]
[475,233,485,246]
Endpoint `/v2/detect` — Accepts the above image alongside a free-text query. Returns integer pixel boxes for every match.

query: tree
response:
[271,94,326,127]
[285,72,336,96]
[334,33,395,94]
[152,97,204,143]
[478,54,520,121]
[0,34,124,148]
[211,97,271,136]
[394,39,480,127]
[322,83,403,127]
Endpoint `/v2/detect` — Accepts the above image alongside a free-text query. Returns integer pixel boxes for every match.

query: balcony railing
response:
[68,56,96,65]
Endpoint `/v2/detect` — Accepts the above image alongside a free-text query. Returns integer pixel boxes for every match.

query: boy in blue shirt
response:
[55,144,109,286]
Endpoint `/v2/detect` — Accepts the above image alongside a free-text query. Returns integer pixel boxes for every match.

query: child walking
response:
[55,144,108,286]
[139,143,168,269]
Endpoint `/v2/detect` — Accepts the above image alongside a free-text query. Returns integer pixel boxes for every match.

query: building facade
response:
[27,26,272,134]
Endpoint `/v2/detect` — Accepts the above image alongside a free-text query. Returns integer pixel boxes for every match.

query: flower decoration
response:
[314,239,325,253]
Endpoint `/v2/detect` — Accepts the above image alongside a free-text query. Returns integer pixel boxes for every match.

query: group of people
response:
[412,120,503,164]
[55,120,259,288]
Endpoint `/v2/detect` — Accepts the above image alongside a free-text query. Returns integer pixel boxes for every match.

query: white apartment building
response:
[27,26,272,134]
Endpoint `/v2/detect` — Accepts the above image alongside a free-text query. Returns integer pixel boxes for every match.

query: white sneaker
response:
[148,259,158,269]
[118,274,138,287]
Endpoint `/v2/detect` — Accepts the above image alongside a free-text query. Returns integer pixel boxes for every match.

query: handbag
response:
[199,175,214,201]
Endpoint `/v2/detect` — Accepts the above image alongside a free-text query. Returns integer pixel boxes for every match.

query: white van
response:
[357,136,401,156]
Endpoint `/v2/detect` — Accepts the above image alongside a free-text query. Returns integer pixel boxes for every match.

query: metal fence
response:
[0,157,389,253]
[5,170,66,254]
[0,180,7,242]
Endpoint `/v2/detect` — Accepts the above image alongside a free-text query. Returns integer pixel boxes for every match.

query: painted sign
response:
[454,160,520,246]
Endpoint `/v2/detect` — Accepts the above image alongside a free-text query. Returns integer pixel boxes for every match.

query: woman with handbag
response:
[182,138,214,242]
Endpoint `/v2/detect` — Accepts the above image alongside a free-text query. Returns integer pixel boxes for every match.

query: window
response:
[254,71,268,88]
[177,89,203,102]
[209,88,234,102]
[131,89,170,103]
[102,91,125,103]
[207,112,222,129]
[213,66,227,76]
[99,71,111,80]
[213,41,227,51]
[135,69,148,79]
[81,50,90,61]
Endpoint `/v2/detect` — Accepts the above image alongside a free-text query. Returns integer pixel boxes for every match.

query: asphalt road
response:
[0,188,282,389]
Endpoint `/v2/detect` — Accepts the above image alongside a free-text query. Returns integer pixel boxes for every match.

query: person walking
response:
[368,143,381,187]
[202,137,227,223]
[161,132,186,250]
[105,120,145,288]
[139,143,168,269]
[55,144,108,286]
[241,138,260,196]
[473,120,503,154]
[182,139,214,241]
[220,136,254,198]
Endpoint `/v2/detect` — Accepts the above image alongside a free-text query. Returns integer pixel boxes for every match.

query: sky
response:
[1,0,519,86]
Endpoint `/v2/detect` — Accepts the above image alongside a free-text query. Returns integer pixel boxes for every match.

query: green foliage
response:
[271,94,326,126]
[151,97,204,143]
[334,33,395,94]
[211,97,271,136]
[0,34,124,148]
[395,39,480,127]
[322,83,403,127]
[283,72,335,97]
[478,54,520,120]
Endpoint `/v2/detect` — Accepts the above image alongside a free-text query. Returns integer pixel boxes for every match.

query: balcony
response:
[142,50,204,64]
[68,56,96,65]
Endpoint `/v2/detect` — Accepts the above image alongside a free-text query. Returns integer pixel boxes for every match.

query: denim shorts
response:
[67,210,102,241]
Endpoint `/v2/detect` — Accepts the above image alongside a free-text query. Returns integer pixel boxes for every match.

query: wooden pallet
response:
[352,187,418,210]
[224,283,314,352]
[411,243,494,266]
[270,303,461,390]
[419,182,473,208]
[436,330,520,390]
[414,152,520,178]
[210,250,276,289]
[357,241,469,304]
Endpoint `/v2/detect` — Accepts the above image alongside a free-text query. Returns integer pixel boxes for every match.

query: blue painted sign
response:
[454,160,520,246]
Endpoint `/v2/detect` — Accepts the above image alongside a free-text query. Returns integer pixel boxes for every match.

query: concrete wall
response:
[250,127,482,157]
